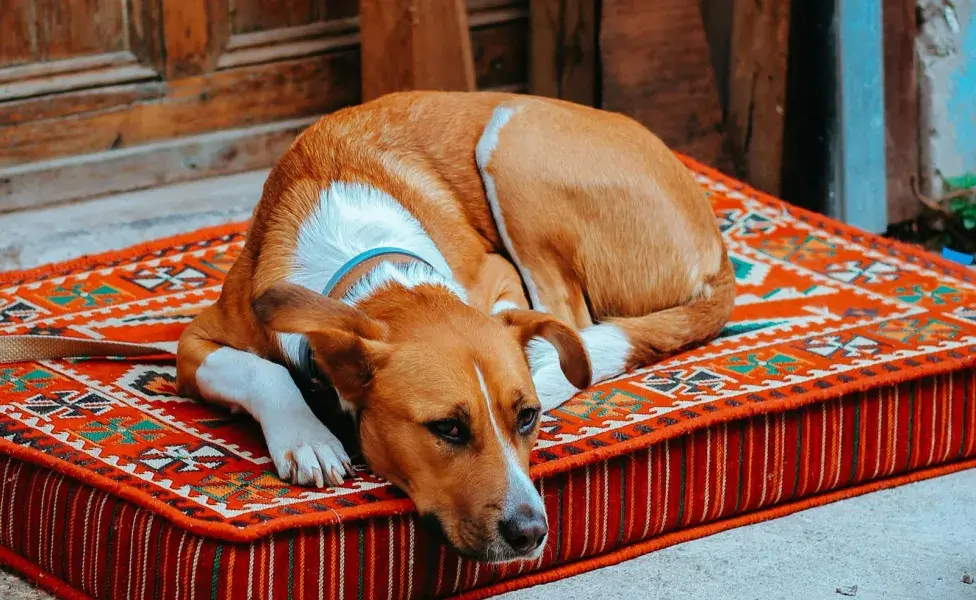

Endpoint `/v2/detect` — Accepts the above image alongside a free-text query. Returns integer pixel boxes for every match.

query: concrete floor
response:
[1,172,974,599]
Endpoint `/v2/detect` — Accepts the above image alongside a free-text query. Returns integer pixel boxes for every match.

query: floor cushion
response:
[0,157,974,600]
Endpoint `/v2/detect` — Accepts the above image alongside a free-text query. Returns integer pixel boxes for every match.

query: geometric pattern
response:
[117,365,181,400]
[15,389,115,420]
[0,158,974,538]
[0,298,45,324]
[137,442,228,473]
[123,265,212,292]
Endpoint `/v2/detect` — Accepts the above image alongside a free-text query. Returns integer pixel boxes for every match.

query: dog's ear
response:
[252,283,385,339]
[498,309,592,390]
[253,283,389,400]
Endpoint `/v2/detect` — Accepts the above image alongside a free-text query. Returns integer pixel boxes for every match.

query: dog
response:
[176,91,734,562]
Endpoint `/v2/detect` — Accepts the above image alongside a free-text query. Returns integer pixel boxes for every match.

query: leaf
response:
[964,216,976,230]
[944,172,976,191]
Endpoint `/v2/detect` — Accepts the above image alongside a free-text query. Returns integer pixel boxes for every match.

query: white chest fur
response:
[277,181,465,396]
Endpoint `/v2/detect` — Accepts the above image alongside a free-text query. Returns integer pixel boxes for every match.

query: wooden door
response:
[0,0,529,212]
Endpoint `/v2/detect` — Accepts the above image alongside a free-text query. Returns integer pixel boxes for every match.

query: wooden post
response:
[359,0,476,102]
[883,0,920,224]
[727,0,790,196]
[161,0,228,79]
[830,0,888,232]
[600,0,730,171]
[529,0,597,106]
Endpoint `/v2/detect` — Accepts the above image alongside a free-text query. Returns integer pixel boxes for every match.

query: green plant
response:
[940,173,976,252]
[885,175,976,255]
[948,196,976,231]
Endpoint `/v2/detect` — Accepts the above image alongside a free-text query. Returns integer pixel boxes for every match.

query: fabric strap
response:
[0,335,177,364]
[0,246,431,365]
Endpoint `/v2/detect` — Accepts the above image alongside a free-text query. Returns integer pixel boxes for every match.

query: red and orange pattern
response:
[0,157,974,599]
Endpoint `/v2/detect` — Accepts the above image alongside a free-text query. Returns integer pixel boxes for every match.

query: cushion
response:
[0,157,974,599]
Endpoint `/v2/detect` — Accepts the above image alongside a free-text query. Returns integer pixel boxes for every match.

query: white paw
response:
[528,338,580,411]
[262,413,352,488]
[532,363,580,412]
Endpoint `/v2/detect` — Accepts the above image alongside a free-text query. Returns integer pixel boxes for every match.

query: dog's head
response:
[254,282,591,562]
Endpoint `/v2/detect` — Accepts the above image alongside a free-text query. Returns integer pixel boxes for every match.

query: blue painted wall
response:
[945,7,976,186]
[830,0,888,232]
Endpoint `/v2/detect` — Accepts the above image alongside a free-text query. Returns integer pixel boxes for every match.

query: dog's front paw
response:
[262,414,353,488]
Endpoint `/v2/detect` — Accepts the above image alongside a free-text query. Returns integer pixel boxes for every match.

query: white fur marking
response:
[197,347,351,487]
[475,367,546,521]
[280,180,466,378]
[476,106,547,313]
[277,333,308,373]
[491,300,521,314]
[290,181,459,296]
[528,324,631,411]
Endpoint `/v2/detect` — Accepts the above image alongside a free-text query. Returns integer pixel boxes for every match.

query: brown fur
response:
[250,281,580,557]
[176,91,733,559]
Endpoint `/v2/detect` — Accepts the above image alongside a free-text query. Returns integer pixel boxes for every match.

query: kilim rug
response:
[0,157,975,600]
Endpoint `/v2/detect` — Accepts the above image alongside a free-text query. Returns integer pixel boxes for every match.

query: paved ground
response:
[1,172,974,598]
[497,469,976,600]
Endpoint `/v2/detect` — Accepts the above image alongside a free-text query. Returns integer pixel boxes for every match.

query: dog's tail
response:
[609,250,736,370]
[529,253,736,410]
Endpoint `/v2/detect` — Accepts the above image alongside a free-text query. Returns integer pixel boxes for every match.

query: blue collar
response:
[321,246,432,297]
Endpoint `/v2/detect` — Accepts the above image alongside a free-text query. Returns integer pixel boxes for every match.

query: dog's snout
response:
[498,504,547,554]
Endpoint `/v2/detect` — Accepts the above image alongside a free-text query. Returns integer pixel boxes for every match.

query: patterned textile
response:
[0,157,974,599]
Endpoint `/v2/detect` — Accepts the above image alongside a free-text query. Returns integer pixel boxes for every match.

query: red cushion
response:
[0,157,973,599]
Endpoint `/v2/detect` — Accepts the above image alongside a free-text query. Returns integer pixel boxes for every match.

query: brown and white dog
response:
[176,91,734,562]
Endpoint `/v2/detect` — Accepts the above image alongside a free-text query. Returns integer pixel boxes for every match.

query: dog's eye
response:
[517,407,539,434]
[427,419,469,444]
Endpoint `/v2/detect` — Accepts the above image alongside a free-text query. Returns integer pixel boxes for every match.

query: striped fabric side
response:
[1,369,973,600]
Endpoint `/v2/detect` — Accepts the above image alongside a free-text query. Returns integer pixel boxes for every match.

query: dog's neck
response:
[286,180,463,301]
[278,181,466,406]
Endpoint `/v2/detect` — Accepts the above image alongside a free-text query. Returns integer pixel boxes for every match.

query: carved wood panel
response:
[0,0,530,210]
[0,0,162,103]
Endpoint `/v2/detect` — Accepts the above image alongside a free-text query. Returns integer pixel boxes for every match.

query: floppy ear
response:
[498,309,592,390]
[252,283,389,400]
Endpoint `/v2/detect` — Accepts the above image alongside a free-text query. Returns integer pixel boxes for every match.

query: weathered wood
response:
[34,0,126,60]
[600,0,729,169]
[472,15,529,89]
[700,0,733,108]
[0,51,361,166]
[231,0,328,34]
[161,0,228,79]
[529,0,597,106]
[0,82,165,126]
[219,4,526,70]
[359,0,476,101]
[217,19,360,69]
[127,0,166,73]
[0,19,527,166]
[0,0,528,206]
[0,118,314,213]
[727,0,790,195]
[0,0,162,100]
[883,0,920,224]
[0,51,158,102]
[0,0,34,68]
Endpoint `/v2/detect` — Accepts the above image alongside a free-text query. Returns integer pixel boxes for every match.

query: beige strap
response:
[0,335,177,364]
[0,250,429,366]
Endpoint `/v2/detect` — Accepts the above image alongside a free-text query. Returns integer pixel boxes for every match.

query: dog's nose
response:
[498,505,548,554]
